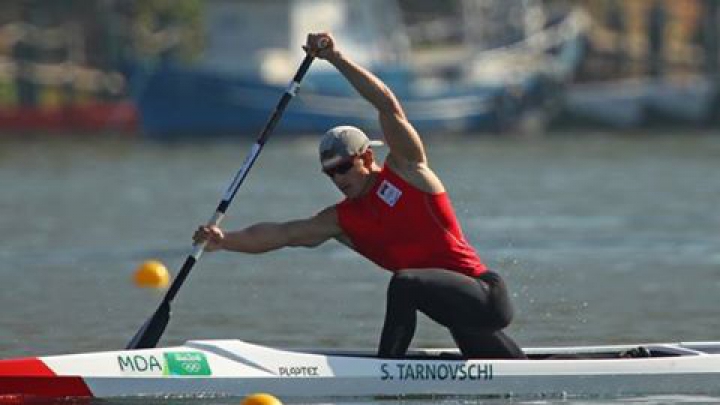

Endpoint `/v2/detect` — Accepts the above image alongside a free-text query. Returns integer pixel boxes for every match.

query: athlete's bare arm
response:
[306,33,444,194]
[193,206,344,253]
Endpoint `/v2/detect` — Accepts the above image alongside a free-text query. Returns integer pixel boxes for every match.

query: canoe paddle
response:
[126,52,317,350]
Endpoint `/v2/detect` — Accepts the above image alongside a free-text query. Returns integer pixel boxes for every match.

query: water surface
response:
[1,131,718,403]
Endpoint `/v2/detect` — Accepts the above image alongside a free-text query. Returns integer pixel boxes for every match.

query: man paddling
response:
[194,33,525,359]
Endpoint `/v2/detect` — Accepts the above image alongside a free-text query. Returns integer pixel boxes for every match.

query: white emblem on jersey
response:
[377,180,402,207]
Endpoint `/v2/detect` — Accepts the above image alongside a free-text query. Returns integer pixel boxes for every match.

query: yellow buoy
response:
[133,260,170,289]
[241,393,283,405]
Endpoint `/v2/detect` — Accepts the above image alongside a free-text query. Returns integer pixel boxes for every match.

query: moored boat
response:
[558,75,720,128]
[127,0,587,138]
[2,339,720,400]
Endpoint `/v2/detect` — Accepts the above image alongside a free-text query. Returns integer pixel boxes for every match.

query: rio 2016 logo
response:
[164,352,212,376]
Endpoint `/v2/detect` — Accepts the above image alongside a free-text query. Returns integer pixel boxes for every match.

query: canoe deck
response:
[302,341,720,360]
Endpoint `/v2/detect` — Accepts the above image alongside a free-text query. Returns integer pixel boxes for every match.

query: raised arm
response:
[306,33,426,169]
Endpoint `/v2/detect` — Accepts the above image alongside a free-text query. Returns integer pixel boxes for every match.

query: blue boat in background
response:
[127,0,588,138]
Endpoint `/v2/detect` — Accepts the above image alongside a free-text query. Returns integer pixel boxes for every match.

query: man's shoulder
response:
[316,204,341,220]
[385,154,444,194]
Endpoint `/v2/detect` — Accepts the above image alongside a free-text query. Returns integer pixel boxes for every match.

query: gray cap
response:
[318,126,383,168]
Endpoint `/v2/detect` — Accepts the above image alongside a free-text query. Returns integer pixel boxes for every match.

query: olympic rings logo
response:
[181,362,202,373]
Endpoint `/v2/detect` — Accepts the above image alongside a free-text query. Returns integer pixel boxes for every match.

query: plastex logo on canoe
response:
[164,352,212,376]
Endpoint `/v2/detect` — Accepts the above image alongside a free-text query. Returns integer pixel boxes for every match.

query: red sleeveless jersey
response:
[336,165,487,276]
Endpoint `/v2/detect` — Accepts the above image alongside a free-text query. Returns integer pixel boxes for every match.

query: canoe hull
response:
[2,339,720,399]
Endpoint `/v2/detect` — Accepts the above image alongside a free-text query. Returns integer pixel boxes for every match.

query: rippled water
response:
[1,131,719,403]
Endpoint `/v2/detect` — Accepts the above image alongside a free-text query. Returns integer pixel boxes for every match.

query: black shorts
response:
[379,269,525,359]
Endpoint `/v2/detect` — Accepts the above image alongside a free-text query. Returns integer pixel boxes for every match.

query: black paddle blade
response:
[126,301,170,350]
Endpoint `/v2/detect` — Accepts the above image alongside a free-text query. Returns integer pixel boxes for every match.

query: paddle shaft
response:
[127,54,316,349]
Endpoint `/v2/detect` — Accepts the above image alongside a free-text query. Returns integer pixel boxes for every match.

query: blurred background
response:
[0,1,718,357]
[0,0,718,137]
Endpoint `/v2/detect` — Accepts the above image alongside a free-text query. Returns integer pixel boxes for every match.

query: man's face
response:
[322,153,370,198]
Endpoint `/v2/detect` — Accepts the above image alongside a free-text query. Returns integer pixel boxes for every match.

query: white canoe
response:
[2,339,720,399]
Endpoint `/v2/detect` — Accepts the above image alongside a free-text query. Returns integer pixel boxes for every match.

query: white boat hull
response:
[2,339,720,399]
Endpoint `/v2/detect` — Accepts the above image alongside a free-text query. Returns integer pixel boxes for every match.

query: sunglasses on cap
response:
[322,156,356,177]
